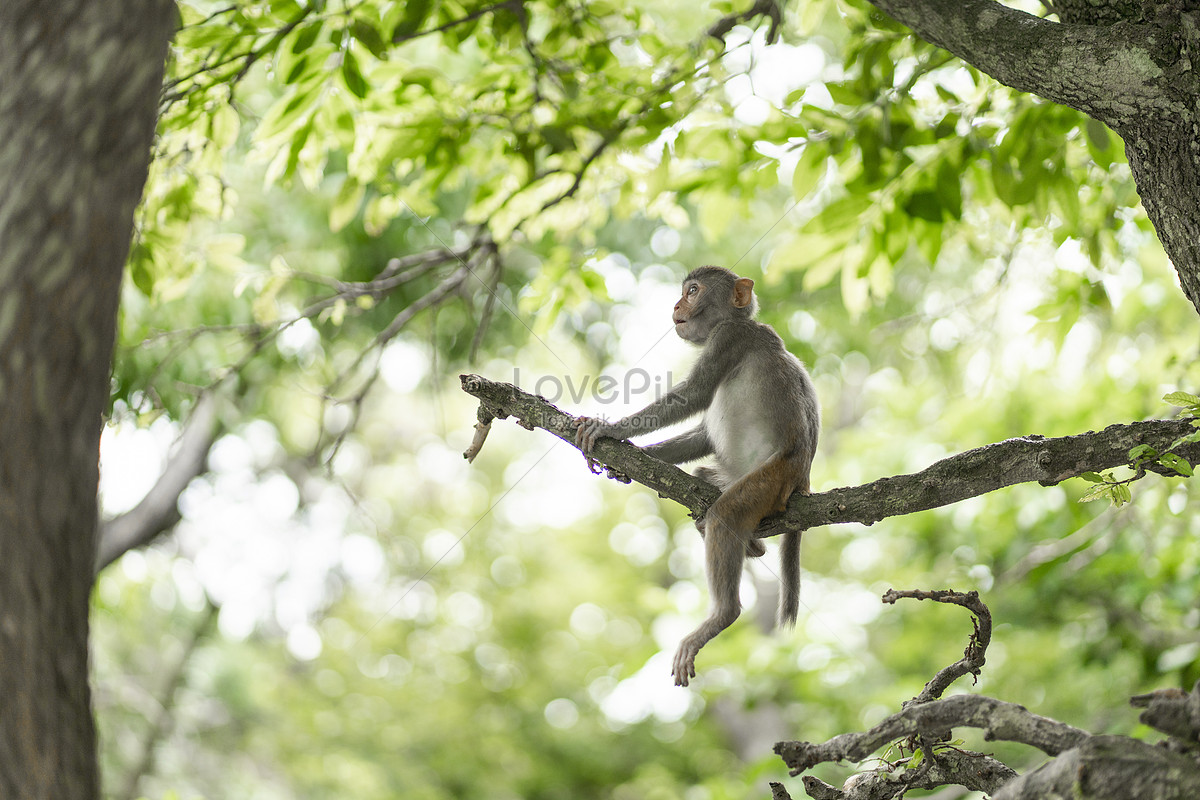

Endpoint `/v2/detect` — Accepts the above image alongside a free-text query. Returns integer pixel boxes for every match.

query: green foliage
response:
[1078,393,1200,506]
[1078,471,1134,507]
[95,0,1200,796]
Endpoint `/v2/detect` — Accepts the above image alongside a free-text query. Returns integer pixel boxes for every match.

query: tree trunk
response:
[0,2,174,797]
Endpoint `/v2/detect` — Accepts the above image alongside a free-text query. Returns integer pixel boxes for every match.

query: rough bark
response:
[461,374,1200,537]
[774,596,1200,799]
[0,2,175,797]
[992,736,1200,800]
[1049,0,1145,26]
[775,694,1091,773]
[862,0,1200,316]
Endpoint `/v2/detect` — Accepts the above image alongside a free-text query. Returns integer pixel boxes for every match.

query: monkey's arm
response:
[641,426,713,465]
[577,324,746,454]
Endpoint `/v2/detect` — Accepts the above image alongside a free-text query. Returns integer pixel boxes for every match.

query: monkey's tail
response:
[778,530,802,627]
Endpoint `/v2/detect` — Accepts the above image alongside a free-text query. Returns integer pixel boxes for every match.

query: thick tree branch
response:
[459,374,1199,538]
[775,694,1090,774]
[861,0,1183,128]
[95,393,219,574]
[1131,680,1200,744]
[991,735,1200,800]
[797,747,1018,799]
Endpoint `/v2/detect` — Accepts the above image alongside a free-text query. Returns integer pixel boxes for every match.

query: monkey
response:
[576,266,819,686]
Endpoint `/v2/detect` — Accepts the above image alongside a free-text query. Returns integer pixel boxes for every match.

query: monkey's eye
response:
[687,284,698,296]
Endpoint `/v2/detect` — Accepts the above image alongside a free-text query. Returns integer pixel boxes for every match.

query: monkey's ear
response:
[732,278,755,308]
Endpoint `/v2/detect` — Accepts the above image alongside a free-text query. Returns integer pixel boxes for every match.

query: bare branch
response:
[458,374,1200,538]
[883,589,991,705]
[774,694,1090,775]
[96,393,220,574]
[1131,680,1200,745]
[392,0,526,44]
[797,747,1018,798]
[708,0,784,43]
[462,406,496,464]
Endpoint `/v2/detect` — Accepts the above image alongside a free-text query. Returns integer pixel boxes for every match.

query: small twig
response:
[707,0,785,43]
[468,258,504,364]
[393,0,526,44]
[463,406,496,463]
[768,780,796,800]
[882,589,991,706]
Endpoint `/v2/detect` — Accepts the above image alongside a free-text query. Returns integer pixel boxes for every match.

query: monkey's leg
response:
[672,509,746,686]
[695,515,766,560]
[694,466,766,559]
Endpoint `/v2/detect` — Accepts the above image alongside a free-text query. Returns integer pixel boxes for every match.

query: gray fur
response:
[576,266,819,685]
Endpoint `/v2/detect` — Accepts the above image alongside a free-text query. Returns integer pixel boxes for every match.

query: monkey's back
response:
[704,319,819,485]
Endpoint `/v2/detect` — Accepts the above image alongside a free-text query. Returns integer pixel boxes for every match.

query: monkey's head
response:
[672,266,757,343]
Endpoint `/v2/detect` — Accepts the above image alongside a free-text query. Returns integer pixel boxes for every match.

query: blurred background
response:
[94,1,1200,797]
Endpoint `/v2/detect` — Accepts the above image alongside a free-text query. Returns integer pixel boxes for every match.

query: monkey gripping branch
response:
[459,373,1200,539]
[461,375,1200,797]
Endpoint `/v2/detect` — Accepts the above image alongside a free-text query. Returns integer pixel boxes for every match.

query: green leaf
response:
[393,0,432,41]
[330,177,365,232]
[1079,472,1106,483]
[883,212,909,262]
[936,160,962,219]
[791,142,826,200]
[858,116,882,185]
[341,51,369,99]
[259,83,322,140]
[1079,483,1112,503]
[291,19,323,53]
[1163,391,1200,408]
[1128,444,1156,462]
[351,19,389,59]
[400,67,444,92]
[285,55,310,85]
[904,190,942,222]
[129,244,156,297]
[1159,453,1194,478]
[825,82,861,105]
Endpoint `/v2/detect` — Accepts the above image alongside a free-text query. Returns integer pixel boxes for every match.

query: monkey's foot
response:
[671,636,703,687]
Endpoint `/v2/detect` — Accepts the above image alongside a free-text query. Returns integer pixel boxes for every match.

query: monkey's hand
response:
[574,416,625,456]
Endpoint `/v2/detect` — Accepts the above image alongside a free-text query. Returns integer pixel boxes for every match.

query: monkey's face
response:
[673,278,711,343]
